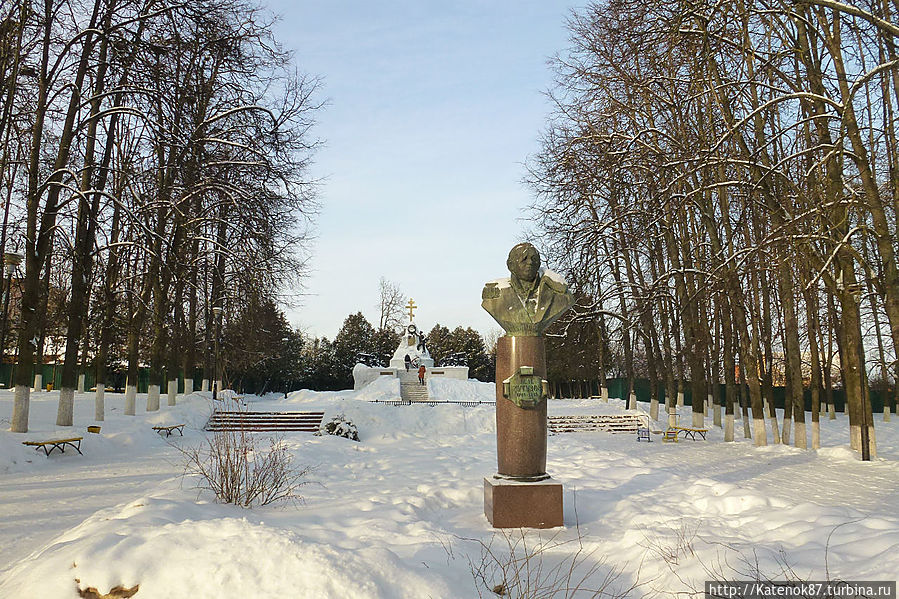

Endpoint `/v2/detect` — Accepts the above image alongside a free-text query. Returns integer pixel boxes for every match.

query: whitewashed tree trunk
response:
[811,421,820,449]
[782,414,792,445]
[667,406,678,429]
[600,386,608,402]
[650,397,659,420]
[184,377,193,396]
[849,425,876,458]
[868,425,877,459]
[201,378,209,392]
[753,418,767,446]
[713,394,721,427]
[77,373,86,393]
[167,379,177,406]
[724,413,734,442]
[125,385,136,415]
[828,401,836,420]
[11,385,30,432]
[794,420,807,449]
[95,386,105,421]
[692,410,703,427]
[676,390,684,407]
[147,384,160,411]
[33,374,43,392]
[215,379,222,395]
[628,392,636,410]
[884,406,891,422]
[766,398,781,444]
[57,388,75,426]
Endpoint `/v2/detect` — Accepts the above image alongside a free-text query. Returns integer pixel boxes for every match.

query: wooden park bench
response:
[22,437,83,457]
[152,424,185,437]
[548,414,643,434]
[663,426,709,442]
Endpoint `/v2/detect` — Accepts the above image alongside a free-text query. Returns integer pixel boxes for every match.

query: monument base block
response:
[484,477,563,528]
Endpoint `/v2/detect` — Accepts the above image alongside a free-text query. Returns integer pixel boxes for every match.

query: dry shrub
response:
[180,428,310,507]
[467,529,640,598]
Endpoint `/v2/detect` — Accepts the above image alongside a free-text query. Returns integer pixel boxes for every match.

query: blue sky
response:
[267,1,583,339]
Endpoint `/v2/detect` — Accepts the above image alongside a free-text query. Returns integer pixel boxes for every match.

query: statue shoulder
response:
[540,273,568,294]
[482,278,510,301]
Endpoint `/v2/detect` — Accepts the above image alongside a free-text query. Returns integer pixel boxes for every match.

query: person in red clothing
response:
[418,364,426,385]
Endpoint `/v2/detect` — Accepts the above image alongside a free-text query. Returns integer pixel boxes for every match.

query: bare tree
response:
[376,277,405,332]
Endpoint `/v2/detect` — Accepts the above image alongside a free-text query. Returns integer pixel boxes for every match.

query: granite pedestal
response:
[484,477,563,529]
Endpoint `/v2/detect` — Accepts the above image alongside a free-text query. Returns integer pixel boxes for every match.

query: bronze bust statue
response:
[481,243,574,336]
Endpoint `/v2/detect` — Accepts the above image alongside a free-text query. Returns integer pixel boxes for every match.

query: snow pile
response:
[428,377,494,403]
[0,495,451,599]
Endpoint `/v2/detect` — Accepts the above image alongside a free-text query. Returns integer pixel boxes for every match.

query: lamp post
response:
[212,306,223,401]
[0,253,23,382]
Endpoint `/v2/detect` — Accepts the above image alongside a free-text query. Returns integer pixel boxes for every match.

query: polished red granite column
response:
[494,335,547,479]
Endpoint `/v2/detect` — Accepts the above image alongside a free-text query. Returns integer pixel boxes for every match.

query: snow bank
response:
[428,377,494,403]
[0,495,452,599]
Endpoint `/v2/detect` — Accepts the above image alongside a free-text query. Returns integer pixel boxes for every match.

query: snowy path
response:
[0,444,184,570]
[0,390,207,574]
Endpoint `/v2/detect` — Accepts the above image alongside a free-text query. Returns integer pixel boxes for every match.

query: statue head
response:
[507,243,541,284]
[483,243,572,336]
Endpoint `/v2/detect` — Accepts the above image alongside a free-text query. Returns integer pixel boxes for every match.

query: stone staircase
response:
[205,410,324,432]
[399,371,430,403]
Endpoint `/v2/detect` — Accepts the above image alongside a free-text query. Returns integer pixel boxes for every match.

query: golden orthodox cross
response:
[406,298,417,322]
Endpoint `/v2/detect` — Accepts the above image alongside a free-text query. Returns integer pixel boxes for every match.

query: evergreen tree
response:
[426,324,452,365]
[333,312,376,388]
[221,296,302,394]
[371,327,402,367]
[450,326,492,382]
[301,337,339,391]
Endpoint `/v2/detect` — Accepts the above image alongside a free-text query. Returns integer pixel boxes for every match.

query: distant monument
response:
[482,242,573,528]
[352,298,468,391]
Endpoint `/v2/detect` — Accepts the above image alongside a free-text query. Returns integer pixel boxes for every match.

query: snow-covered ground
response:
[1,380,897,598]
